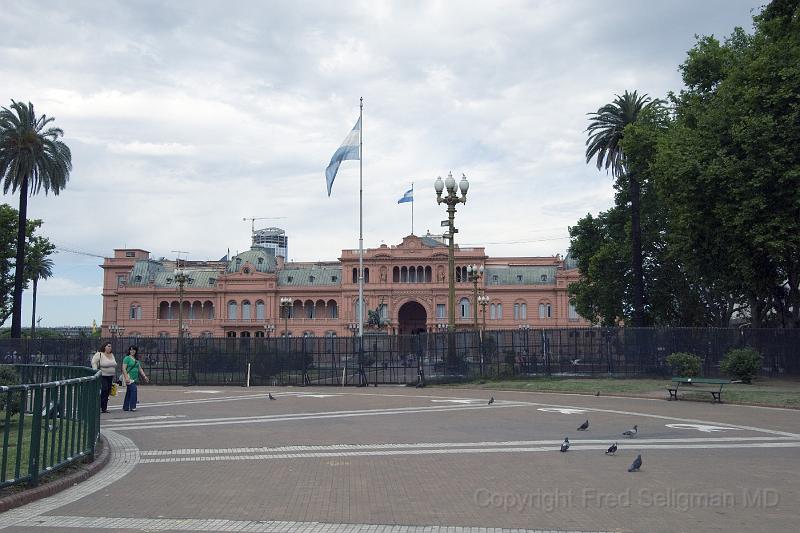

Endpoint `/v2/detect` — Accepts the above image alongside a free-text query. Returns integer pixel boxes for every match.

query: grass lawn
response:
[1,415,86,484]
[445,377,800,409]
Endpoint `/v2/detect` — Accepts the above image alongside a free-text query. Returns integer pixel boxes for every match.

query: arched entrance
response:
[398,301,427,335]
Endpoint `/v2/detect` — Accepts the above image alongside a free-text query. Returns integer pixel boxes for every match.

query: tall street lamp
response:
[174,267,190,369]
[467,264,484,331]
[434,172,469,332]
[477,294,489,333]
[280,297,292,349]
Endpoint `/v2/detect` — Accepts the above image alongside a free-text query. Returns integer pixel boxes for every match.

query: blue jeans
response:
[123,382,138,411]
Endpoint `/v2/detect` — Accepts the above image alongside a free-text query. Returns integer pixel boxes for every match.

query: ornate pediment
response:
[397,235,424,249]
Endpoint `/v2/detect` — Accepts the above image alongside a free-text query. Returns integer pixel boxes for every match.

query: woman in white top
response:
[91,342,118,413]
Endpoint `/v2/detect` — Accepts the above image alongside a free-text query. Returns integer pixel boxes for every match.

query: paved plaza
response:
[0,386,798,532]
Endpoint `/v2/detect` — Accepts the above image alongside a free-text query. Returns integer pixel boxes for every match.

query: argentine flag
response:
[397,188,413,203]
[325,117,361,196]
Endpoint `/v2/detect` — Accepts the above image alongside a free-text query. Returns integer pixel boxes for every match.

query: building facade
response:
[100,233,587,338]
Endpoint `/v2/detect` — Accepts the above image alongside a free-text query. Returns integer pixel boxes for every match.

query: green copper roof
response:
[127,260,166,286]
[484,266,557,285]
[226,248,276,273]
[153,269,220,289]
[278,267,342,286]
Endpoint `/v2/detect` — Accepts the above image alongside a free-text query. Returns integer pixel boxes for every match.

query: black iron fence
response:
[0,328,797,387]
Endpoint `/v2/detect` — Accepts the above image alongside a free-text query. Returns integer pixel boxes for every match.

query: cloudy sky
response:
[2,0,759,327]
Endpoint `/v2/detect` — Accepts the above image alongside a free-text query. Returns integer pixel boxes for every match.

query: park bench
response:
[667,377,731,404]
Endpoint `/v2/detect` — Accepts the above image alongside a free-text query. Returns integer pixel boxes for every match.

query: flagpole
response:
[411,182,414,235]
[358,97,364,340]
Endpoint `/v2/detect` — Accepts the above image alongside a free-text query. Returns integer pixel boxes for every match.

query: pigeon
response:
[595,391,600,397]
[628,454,642,472]
[268,393,276,400]
[488,396,495,405]
[577,420,589,431]
[622,424,638,438]
[560,438,570,452]
[605,442,618,455]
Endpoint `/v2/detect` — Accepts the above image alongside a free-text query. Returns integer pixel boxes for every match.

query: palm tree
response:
[585,90,663,327]
[25,242,54,339]
[0,101,71,338]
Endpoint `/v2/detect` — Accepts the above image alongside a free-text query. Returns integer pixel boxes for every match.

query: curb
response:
[0,434,111,513]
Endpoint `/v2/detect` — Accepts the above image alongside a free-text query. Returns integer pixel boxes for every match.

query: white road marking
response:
[665,423,743,433]
[11,515,611,532]
[431,399,482,404]
[138,440,800,463]
[139,435,800,457]
[104,402,530,431]
[184,390,222,394]
[538,407,588,414]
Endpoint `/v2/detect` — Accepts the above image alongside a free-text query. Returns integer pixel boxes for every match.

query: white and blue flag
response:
[397,188,413,203]
[325,117,361,196]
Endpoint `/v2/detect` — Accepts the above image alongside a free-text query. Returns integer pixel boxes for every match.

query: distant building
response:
[100,233,587,338]
[252,227,288,259]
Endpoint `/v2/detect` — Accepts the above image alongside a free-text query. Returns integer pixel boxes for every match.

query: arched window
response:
[129,303,142,320]
[364,267,369,283]
[490,304,496,320]
[401,266,408,282]
[514,303,520,320]
[158,301,169,319]
[254,330,265,338]
[203,301,215,319]
[496,303,503,319]
[393,267,400,282]
[425,266,432,283]
[417,266,424,282]
[409,266,416,283]
[305,299,315,318]
[228,301,238,320]
[456,266,462,283]
[352,268,357,284]
[241,300,251,320]
[521,303,527,320]
[539,302,551,319]
[226,331,236,338]
[327,299,338,318]
[459,297,471,319]
[255,300,265,320]
[240,331,251,338]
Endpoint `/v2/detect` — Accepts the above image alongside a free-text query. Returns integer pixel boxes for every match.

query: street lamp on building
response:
[280,297,292,348]
[109,324,125,338]
[264,323,275,338]
[434,172,469,332]
[477,294,489,333]
[467,264,484,331]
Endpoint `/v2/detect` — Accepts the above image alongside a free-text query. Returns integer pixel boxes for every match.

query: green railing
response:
[0,364,101,488]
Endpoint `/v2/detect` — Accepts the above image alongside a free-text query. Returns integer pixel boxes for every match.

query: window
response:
[492,275,498,283]
[517,275,523,282]
[352,268,358,284]
[539,303,551,319]
[521,303,527,319]
[208,277,216,285]
[257,257,264,264]
[227,331,236,338]
[436,304,446,319]
[393,267,400,282]
[255,301,265,320]
[459,298,471,319]
[240,331,251,338]
[364,267,369,283]
[569,302,579,320]
[125,251,135,257]
[255,331,264,338]
[490,304,496,320]
[309,275,315,283]
[332,275,338,282]
[287,276,293,282]
[514,303,519,320]
[496,303,503,319]
[540,274,548,282]
[228,301,238,320]
[117,275,127,287]
[242,301,251,320]
[134,275,142,283]
[129,304,142,320]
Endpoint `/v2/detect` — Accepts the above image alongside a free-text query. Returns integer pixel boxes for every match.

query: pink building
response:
[101,233,587,338]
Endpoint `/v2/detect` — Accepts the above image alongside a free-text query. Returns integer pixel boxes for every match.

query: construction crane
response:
[242,216,287,234]
[55,246,105,259]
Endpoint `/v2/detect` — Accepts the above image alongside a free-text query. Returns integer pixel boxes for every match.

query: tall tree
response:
[0,101,71,338]
[25,237,54,339]
[0,204,52,327]
[585,91,664,326]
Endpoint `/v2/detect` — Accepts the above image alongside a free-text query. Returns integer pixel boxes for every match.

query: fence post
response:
[27,387,43,486]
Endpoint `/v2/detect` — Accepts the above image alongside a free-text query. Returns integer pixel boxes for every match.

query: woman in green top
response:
[122,345,149,412]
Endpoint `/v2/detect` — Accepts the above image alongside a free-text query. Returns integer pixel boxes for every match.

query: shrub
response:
[720,348,762,383]
[0,365,22,417]
[665,352,702,377]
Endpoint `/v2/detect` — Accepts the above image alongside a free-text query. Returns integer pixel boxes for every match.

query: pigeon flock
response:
[485,396,642,472]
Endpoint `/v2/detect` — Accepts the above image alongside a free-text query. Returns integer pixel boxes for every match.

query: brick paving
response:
[0,386,798,533]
